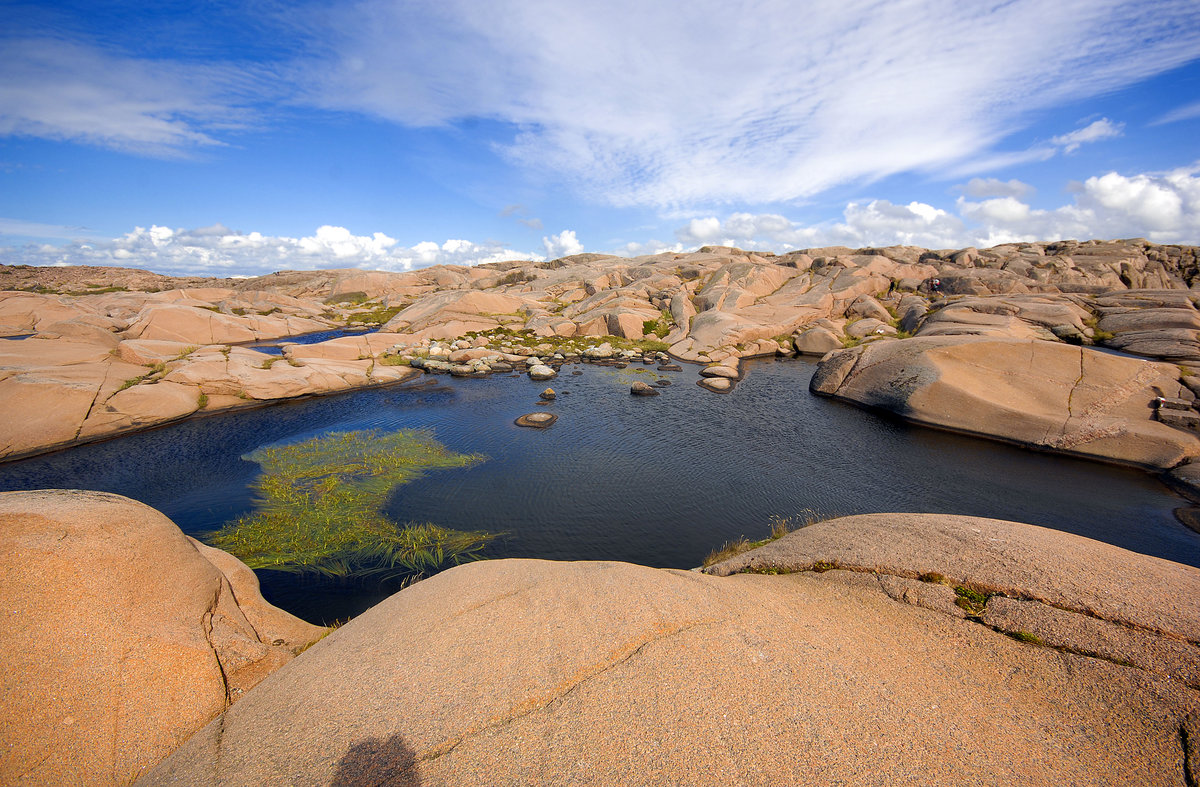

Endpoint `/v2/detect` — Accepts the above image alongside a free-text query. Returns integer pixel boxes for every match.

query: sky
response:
[1,0,1200,277]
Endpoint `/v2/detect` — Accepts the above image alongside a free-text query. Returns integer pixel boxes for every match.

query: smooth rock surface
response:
[0,490,323,786]
[145,515,1200,786]
[810,335,1200,468]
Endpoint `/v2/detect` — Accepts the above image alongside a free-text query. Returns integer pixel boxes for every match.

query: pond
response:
[1,357,1196,625]
[241,326,379,355]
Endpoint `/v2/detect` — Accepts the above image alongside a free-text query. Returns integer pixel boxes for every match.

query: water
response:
[241,326,379,355]
[1,357,1196,625]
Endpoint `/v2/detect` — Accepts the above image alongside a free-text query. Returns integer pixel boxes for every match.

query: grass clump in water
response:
[702,510,825,567]
[208,429,492,582]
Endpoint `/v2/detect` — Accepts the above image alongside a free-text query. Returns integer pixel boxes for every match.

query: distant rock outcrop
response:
[4,238,1200,462]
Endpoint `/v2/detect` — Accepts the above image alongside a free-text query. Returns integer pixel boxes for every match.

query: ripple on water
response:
[0,357,1195,624]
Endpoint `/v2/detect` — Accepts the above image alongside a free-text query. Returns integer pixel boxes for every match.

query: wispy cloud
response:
[0,217,98,241]
[3,1,1199,214]
[0,224,547,276]
[1050,118,1124,153]
[308,0,1200,206]
[0,36,263,155]
[1153,99,1200,126]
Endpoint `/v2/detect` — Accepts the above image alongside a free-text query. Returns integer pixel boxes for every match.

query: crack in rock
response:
[418,619,719,767]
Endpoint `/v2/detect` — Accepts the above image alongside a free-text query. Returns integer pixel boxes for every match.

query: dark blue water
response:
[1,357,1195,625]
[242,326,379,355]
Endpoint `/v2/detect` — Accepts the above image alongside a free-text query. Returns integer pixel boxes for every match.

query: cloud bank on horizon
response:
[1,0,1199,276]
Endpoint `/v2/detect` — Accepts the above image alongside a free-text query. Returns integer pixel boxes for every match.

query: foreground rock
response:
[144,513,1199,786]
[811,336,1200,469]
[0,490,324,785]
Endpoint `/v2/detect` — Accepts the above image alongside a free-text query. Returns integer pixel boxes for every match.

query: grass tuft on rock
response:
[208,429,492,582]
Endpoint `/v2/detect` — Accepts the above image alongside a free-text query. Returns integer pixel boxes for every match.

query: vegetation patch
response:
[497,269,537,286]
[954,585,991,615]
[702,510,823,567]
[641,310,673,339]
[66,285,128,295]
[118,375,148,391]
[207,429,493,582]
[1008,630,1044,645]
[325,292,369,306]
[347,305,402,325]
[1083,316,1115,342]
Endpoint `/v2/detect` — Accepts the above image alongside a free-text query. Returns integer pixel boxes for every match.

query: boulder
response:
[811,336,1200,469]
[793,326,843,355]
[540,387,556,400]
[0,490,323,785]
[845,294,892,322]
[143,515,1200,786]
[630,380,659,396]
[697,376,734,393]
[845,317,895,339]
[528,364,557,381]
[699,364,740,380]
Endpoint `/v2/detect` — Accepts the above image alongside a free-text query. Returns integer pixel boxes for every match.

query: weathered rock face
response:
[810,336,1200,469]
[5,239,1200,462]
[0,490,324,786]
[144,514,1200,786]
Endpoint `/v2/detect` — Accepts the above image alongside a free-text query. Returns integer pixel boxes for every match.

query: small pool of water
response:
[242,326,379,355]
[1,357,1195,625]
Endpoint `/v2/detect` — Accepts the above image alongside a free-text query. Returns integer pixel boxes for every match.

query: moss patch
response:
[208,429,492,580]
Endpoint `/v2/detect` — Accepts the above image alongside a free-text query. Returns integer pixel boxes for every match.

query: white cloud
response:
[0,224,542,276]
[1051,118,1125,153]
[306,0,1200,205]
[613,239,685,257]
[542,229,584,259]
[660,163,1200,252]
[670,203,965,252]
[961,178,1035,199]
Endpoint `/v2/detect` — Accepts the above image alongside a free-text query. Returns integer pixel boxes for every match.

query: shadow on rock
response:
[330,733,421,787]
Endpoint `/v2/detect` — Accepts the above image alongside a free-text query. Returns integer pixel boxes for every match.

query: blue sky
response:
[2,0,1199,276]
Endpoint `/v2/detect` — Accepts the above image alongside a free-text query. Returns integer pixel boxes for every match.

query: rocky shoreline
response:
[3,490,1197,785]
[5,240,1200,783]
[4,239,1200,474]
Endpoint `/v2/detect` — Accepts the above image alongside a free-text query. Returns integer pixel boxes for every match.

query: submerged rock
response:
[515,412,557,428]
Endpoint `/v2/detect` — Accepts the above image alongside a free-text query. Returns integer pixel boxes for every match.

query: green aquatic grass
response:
[208,429,492,581]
